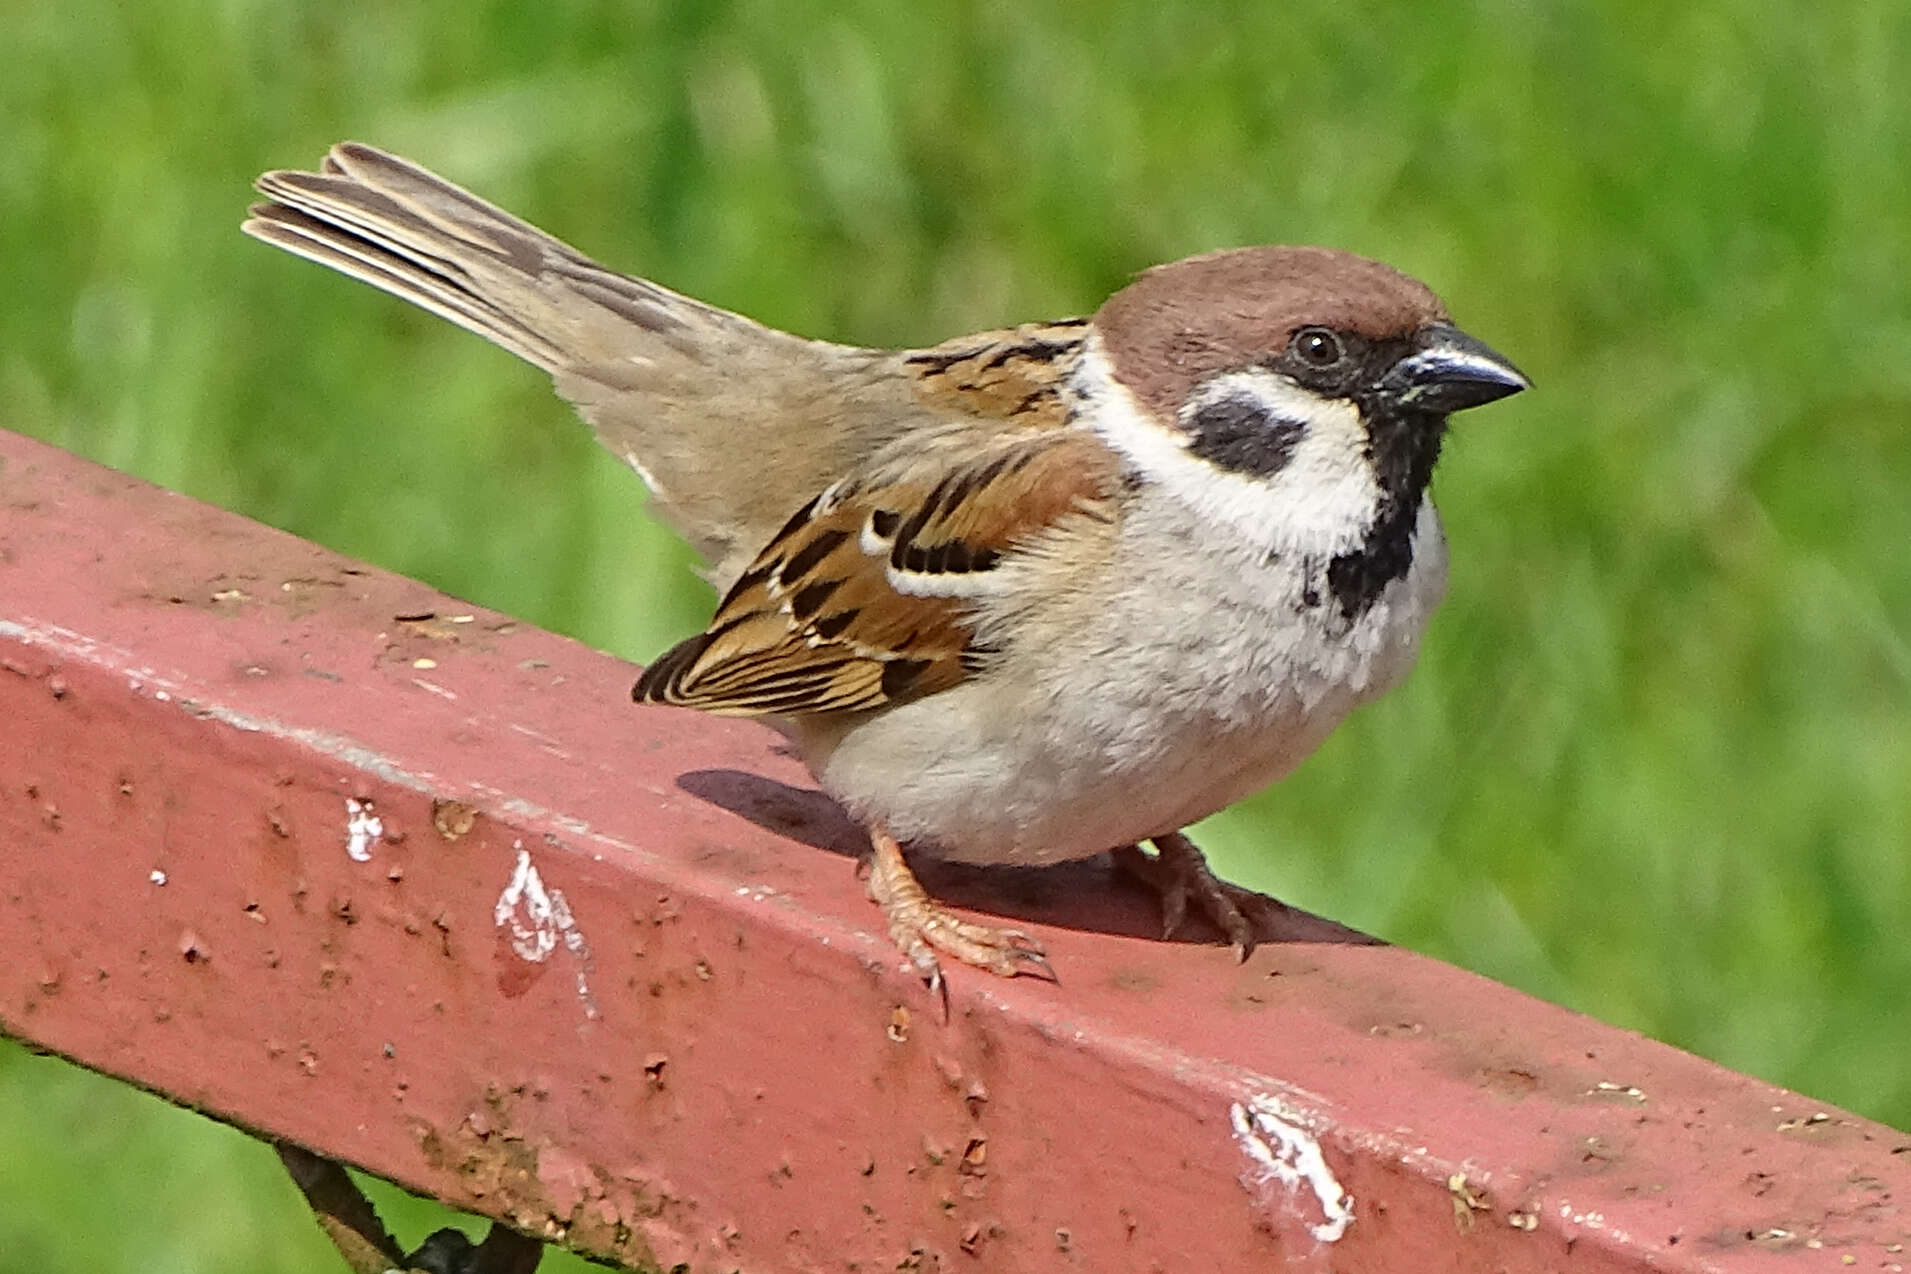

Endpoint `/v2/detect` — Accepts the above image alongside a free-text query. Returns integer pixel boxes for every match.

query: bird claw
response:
[885,891,1056,984]
[1114,832,1297,960]
[864,829,1055,1003]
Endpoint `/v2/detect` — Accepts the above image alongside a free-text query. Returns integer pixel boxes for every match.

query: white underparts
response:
[1073,335,1383,562]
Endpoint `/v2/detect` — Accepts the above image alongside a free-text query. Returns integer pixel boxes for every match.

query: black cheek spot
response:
[1185,394,1307,478]
[869,509,901,539]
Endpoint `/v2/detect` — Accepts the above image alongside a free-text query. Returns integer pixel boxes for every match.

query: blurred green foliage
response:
[3,0,1908,1269]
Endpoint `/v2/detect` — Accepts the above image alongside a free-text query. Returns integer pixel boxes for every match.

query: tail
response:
[244,143,897,582]
[245,142,752,373]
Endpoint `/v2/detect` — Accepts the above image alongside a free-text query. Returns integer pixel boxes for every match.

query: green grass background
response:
[4,0,1909,1269]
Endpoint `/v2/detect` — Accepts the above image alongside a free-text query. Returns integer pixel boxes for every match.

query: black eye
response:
[1291,326,1344,368]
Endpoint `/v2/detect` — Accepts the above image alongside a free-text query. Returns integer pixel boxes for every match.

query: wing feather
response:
[633,429,1125,717]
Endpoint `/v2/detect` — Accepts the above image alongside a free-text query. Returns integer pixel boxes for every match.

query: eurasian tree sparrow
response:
[245,143,1527,992]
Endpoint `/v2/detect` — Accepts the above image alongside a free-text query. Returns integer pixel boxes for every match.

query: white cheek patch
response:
[1075,339,1383,560]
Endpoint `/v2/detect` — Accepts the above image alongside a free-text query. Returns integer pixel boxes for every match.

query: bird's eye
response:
[1291,327,1344,368]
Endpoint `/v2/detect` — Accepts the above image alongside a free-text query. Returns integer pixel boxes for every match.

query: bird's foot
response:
[863,827,1054,1001]
[1113,830,1299,961]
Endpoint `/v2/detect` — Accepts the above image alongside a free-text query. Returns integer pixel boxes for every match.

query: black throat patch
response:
[1325,397,1447,620]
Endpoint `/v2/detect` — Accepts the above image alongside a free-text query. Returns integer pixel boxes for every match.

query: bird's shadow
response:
[676,768,1376,948]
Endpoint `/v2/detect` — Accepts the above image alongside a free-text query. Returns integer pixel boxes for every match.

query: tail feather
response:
[245,196,572,370]
[244,142,741,372]
[242,142,903,583]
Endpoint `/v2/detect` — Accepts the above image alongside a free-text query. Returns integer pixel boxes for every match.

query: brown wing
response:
[902,319,1089,432]
[634,429,1126,717]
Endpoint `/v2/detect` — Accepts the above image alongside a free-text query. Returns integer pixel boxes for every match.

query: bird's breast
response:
[797,496,1449,865]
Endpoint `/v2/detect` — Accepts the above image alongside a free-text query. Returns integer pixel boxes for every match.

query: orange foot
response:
[1113,830,1301,961]
[862,826,1055,999]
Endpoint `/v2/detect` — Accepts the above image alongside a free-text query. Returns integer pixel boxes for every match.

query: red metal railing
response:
[2,427,1905,1273]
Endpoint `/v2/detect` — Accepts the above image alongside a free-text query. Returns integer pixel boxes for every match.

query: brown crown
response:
[1093,246,1449,419]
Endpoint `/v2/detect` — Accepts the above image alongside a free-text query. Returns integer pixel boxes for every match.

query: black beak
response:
[1379,323,1530,414]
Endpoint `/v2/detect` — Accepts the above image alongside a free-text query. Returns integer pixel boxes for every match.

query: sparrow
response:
[244,143,1527,993]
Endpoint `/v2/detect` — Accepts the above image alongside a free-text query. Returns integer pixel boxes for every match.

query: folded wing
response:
[635,430,1125,716]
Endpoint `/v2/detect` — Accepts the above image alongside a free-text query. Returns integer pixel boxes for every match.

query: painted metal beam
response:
[1,427,1905,1273]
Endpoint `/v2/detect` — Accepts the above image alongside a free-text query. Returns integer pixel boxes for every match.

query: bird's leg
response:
[1112,830,1300,961]
[862,825,1054,999]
